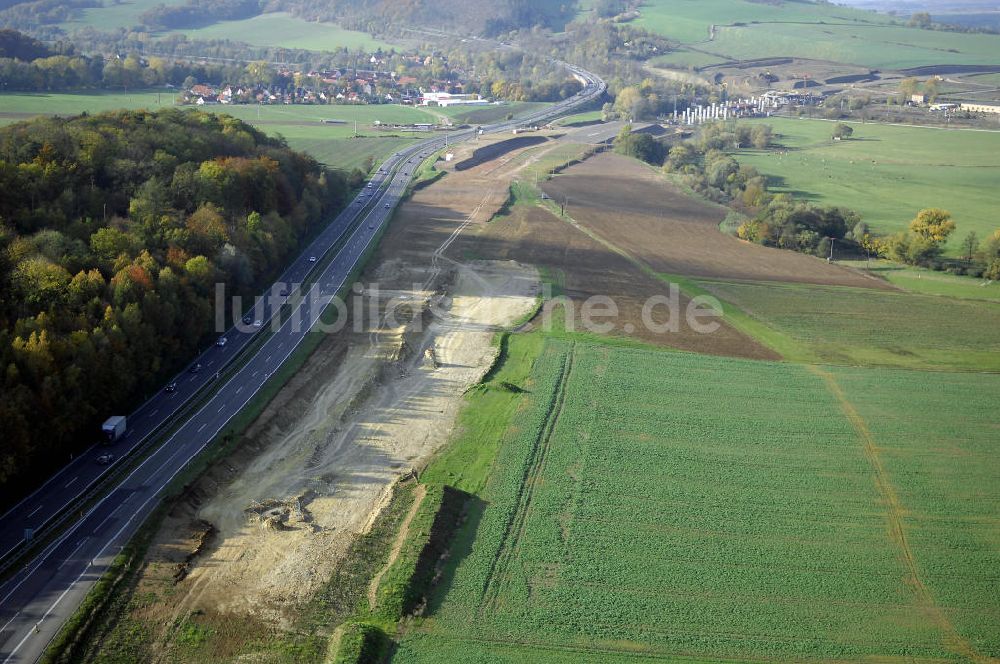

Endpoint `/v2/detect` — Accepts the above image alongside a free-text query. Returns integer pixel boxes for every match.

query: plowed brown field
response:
[542,152,892,289]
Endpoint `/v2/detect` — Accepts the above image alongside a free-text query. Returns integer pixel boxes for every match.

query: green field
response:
[55,5,396,51]
[284,134,418,172]
[164,12,396,51]
[649,48,729,70]
[553,110,602,125]
[634,0,893,45]
[0,91,437,169]
[395,340,1000,662]
[55,0,184,31]
[840,259,1000,302]
[699,279,1000,371]
[430,102,551,125]
[632,0,1000,68]
[711,22,1000,69]
[732,118,1000,253]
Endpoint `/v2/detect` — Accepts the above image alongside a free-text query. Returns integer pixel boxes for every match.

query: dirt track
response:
[541,152,892,289]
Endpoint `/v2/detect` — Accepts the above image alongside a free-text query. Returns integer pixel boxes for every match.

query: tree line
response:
[0,109,350,503]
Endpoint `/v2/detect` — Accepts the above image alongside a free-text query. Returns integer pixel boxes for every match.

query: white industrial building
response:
[420,91,491,107]
[960,103,1000,115]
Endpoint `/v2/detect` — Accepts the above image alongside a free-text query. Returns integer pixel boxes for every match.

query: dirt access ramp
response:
[108,137,546,656]
[542,152,891,290]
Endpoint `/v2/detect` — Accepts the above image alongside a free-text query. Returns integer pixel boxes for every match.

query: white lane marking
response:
[63,477,78,489]
[235,386,243,395]
[26,505,42,519]
[197,423,207,433]
[0,611,22,640]
[57,540,86,571]
[217,404,225,413]
[91,503,124,536]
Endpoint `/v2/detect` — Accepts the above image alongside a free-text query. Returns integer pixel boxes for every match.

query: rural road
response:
[558,120,654,144]
[0,63,605,663]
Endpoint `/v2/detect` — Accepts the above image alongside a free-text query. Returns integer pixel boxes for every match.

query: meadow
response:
[395,340,1000,662]
[431,102,551,125]
[634,0,892,45]
[710,22,1000,69]
[633,0,1000,68]
[648,48,729,70]
[0,91,437,169]
[733,118,1000,253]
[55,4,396,51]
[839,259,1000,302]
[163,12,396,51]
[55,0,184,31]
[700,278,1000,371]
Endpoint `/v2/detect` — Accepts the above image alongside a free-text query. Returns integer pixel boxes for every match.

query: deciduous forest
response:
[0,109,350,500]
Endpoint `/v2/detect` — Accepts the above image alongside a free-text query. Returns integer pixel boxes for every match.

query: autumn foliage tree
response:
[0,109,349,503]
[909,208,956,244]
[877,208,957,266]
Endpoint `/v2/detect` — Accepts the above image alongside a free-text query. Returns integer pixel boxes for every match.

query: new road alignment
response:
[0,64,605,663]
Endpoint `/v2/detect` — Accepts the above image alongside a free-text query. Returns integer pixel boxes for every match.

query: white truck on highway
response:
[101,415,127,443]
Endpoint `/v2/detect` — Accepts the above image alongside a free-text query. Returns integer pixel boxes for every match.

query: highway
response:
[0,62,604,663]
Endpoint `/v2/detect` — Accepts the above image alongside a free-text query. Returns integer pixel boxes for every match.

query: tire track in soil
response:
[807,364,990,664]
[479,342,576,615]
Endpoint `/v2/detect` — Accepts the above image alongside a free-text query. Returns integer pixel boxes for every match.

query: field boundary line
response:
[479,342,575,614]
[807,364,989,664]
